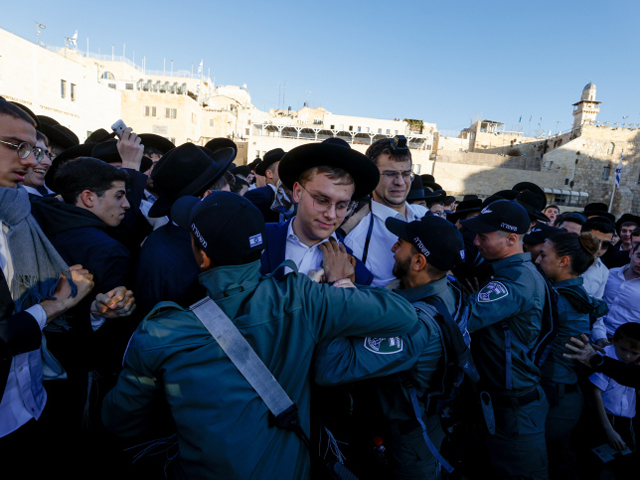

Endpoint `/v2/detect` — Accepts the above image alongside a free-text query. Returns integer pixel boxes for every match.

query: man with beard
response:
[344,136,427,287]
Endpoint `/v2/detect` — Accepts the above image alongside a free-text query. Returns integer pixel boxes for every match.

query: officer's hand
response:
[91,286,136,319]
[595,338,610,349]
[462,277,481,296]
[605,425,627,452]
[332,279,356,289]
[563,335,597,367]
[117,127,144,170]
[320,238,355,283]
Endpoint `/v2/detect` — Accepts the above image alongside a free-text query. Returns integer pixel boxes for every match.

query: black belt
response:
[489,388,541,408]
[541,380,579,394]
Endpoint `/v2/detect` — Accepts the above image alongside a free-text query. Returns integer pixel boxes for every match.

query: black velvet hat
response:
[45,143,98,192]
[148,144,235,218]
[278,143,380,200]
[255,148,285,176]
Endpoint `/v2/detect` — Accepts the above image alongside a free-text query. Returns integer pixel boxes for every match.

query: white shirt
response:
[600,265,640,338]
[284,217,336,275]
[345,201,427,287]
[589,345,637,418]
[140,190,169,231]
[581,258,610,341]
[20,184,54,197]
[0,222,48,437]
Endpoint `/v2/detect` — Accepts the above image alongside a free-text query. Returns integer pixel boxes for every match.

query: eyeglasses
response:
[0,139,44,163]
[300,185,355,218]
[380,170,414,182]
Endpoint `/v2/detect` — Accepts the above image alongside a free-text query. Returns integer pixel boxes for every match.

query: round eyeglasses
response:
[300,185,355,218]
[0,139,45,163]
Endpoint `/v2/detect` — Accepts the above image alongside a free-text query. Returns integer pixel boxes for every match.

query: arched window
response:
[101,71,116,80]
[607,143,615,155]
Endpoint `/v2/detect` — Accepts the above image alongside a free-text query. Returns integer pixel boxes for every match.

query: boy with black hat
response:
[244,148,284,223]
[260,142,378,284]
[133,143,235,316]
[102,191,419,480]
[460,199,550,479]
[315,216,470,479]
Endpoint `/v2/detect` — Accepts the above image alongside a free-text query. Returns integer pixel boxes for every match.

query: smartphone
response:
[111,119,127,138]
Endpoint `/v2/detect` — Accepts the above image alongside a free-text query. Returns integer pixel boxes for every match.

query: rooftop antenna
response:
[34,21,45,45]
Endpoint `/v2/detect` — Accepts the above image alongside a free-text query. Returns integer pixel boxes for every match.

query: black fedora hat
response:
[91,140,122,165]
[255,148,285,176]
[423,180,443,193]
[45,143,98,192]
[139,134,175,155]
[583,202,614,222]
[40,123,79,150]
[615,213,640,231]
[85,128,114,144]
[448,198,483,224]
[248,157,262,170]
[407,176,444,202]
[516,190,550,223]
[37,115,60,127]
[278,143,380,200]
[148,144,235,218]
[9,102,41,131]
[204,137,237,155]
[513,182,546,205]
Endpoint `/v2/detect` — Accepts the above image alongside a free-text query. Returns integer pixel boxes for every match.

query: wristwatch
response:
[589,353,605,369]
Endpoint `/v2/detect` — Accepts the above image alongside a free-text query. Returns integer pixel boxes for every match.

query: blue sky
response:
[3,1,639,133]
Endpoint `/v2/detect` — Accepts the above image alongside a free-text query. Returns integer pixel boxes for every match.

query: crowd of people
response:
[0,96,638,480]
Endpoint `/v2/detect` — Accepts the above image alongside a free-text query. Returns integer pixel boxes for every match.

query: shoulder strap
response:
[361,200,375,264]
[190,296,309,447]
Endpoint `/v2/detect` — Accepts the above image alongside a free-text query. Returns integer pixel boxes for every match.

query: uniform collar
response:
[491,252,532,273]
[553,277,584,288]
[198,260,262,300]
[395,276,449,303]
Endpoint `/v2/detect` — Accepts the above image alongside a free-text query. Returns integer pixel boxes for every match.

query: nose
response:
[392,174,405,186]
[473,235,480,247]
[322,203,337,220]
[391,240,400,253]
[21,150,39,169]
[122,196,131,210]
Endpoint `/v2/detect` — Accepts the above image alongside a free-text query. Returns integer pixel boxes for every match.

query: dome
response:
[583,82,596,91]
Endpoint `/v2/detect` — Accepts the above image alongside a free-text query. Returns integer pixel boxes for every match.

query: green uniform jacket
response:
[467,252,546,393]
[101,260,417,480]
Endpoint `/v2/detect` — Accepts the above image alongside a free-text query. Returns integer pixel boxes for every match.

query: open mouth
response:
[33,168,47,175]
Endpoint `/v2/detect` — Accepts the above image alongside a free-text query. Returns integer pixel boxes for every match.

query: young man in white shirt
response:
[344,136,427,287]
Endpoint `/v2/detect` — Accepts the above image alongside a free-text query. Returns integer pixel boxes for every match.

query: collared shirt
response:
[589,345,636,418]
[580,257,609,300]
[601,265,640,337]
[284,216,337,275]
[345,201,427,287]
[0,222,47,437]
[140,190,169,231]
[20,184,54,197]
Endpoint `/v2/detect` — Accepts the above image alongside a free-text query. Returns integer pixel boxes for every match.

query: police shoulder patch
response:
[363,337,404,354]
[477,281,509,303]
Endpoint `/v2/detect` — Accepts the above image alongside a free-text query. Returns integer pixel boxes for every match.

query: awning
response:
[542,187,589,198]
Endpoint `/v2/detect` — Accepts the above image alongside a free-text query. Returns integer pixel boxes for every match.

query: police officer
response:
[315,215,468,479]
[460,199,550,479]
[102,192,418,480]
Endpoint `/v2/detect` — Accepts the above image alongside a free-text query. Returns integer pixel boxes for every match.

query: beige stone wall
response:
[0,30,121,141]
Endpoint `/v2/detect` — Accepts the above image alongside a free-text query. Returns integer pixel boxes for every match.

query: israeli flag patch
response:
[249,233,263,248]
[364,337,404,355]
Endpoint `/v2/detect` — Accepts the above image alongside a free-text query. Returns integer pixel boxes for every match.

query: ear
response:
[558,255,571,268]
[265,168,274,180]
[201,189,212,199]
[199,250,212,270]
[292,182,303,204]
[413,254,427,272]
[78,190,96,208]
[506,233,519,246]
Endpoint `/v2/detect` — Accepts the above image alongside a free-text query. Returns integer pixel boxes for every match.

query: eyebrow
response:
[307,188,351,203]
[1,136,32,145]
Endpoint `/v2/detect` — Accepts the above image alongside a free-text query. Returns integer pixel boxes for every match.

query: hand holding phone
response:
[111,119,127,139]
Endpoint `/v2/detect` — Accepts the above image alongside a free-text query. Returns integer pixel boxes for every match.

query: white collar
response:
[371,200,411,222]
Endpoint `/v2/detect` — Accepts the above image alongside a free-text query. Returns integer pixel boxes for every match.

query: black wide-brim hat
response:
[91,140,123,165]
[45,143,98,192]
[615,213,640,231]
[513,182,546,206]
[37,115,59,127]
[204,137,237,155]
[447,198,483,223]
[255,148,285,176]
[583,202,614,222]
[85,128,114,144]
[516,190,550,223]
[406,176,444,202]
[148,144,236,218]
[10,102,41,131]
[278,143,380,200]
[40,123,79,150]
[139,134,176,154]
